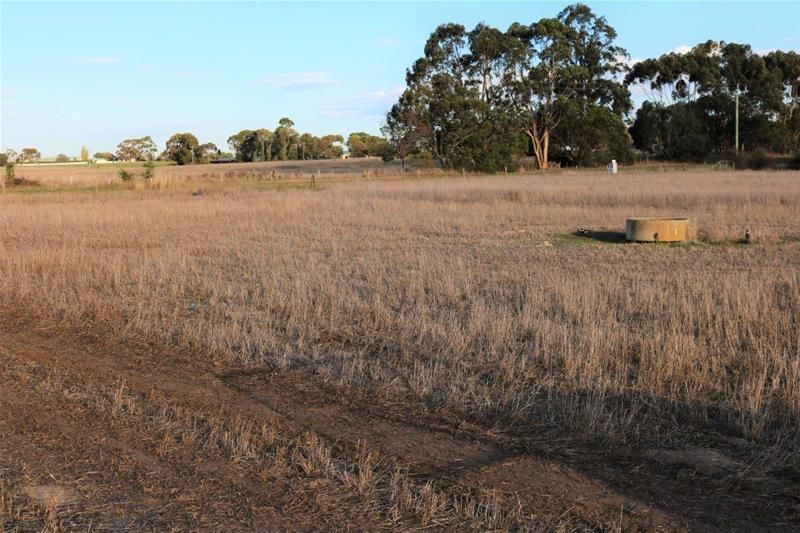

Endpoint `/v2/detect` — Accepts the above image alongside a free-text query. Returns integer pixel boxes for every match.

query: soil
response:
[2,310,798,531]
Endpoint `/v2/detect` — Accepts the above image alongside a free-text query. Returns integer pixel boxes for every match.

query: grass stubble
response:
[1,168,799,528]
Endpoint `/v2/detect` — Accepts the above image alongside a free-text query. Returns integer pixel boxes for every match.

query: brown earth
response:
[2,309,798,531]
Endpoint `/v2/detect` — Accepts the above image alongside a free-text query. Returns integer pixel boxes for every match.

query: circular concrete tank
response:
[626,218,690,242]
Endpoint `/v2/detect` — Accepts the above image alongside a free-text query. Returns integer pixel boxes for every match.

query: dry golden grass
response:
[8,158,424,190]
[1,169,799,460]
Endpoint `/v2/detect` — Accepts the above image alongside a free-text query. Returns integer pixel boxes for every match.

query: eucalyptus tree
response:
[20,147,42,163]
[382,95,425,170]
[505,3,631,168]
[274,117,298,160]
[116,136,157,161]
[385,3,632,171]
[299,133,344,159]
[164,132,200,165]
[227,129,274,162]
[394,22,524,171]
[346,132,388,157]
[627,42,800,156]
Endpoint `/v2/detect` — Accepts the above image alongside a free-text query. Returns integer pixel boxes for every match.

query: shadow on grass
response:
[569,230,627,244]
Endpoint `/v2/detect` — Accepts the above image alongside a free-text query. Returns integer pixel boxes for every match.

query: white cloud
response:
[321,86,405,119]
[77,56,121,64]
[378,37,399,46]
[255,72,342,90]
[673,45,692,55]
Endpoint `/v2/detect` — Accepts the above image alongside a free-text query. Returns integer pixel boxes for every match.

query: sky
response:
[1,1,798,157]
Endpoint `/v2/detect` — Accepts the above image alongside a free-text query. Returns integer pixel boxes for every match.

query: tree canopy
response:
[626,42,800,158]
[20,148,41,163]
[116,136,157,161]
[228,119,345,162]
[346,133,388,158]
[383,3,634,171]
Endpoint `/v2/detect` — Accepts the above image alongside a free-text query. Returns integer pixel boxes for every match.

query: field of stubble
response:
[1,169,799,530]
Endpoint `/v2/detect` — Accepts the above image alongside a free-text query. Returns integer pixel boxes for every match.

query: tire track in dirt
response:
[0,352,386,531]
[2,311,797,530]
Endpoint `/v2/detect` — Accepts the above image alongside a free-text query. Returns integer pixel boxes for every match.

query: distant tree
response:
[228,129,274,162]
[228,122,344,162]
[93,151,115,160]
[116,136,157,161]
[80,146,89,161]
[626,43,800,156]
[5,149,18,163]
[20,148,42,163]
[0,153,6,166]
[196,142,218,163]
[274,118,299,160]
[346,132,389,158]
[298,134,344,159]
[164,133,200,165]
[56,153,69,162]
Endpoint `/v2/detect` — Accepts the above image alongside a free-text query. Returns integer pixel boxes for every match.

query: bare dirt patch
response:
[2,311,799,530]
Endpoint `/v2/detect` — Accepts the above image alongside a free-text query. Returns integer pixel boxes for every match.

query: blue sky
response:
[1,1,798,157]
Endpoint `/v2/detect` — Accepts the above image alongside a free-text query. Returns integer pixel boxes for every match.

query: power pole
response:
[735,85,740,153]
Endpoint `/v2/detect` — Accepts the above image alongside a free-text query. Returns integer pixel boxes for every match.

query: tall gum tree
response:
[393,23,525,171]
[506,3,630,169]
[627,42,800,154]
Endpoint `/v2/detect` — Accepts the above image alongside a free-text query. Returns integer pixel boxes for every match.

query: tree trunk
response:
[528,129,549,170]
[526,113,551,170]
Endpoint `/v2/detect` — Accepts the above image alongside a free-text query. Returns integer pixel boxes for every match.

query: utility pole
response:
[735,85,740,153]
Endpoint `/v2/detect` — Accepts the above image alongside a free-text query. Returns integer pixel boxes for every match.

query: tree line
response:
[224,120,388,163]
[628,44,799,160]
[1,120,389,167]
[381,3,800,171]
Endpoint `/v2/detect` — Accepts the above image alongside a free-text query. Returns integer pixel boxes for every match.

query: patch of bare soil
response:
[1,310,798,530]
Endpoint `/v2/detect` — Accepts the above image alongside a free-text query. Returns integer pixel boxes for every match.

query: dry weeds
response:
[2,349,540,529]
[1,169,799,461]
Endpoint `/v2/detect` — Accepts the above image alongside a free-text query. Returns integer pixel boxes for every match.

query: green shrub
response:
[118,169,132,181]
[143,160,155,180]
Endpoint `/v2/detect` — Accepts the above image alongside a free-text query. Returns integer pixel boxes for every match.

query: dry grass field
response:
[10,158,411,190]
[1,168,799,530]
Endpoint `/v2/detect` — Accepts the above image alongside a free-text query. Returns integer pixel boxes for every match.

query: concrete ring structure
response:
[625,218,690,242]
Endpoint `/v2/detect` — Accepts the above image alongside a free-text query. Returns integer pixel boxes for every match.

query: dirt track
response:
[2,310,798,531]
